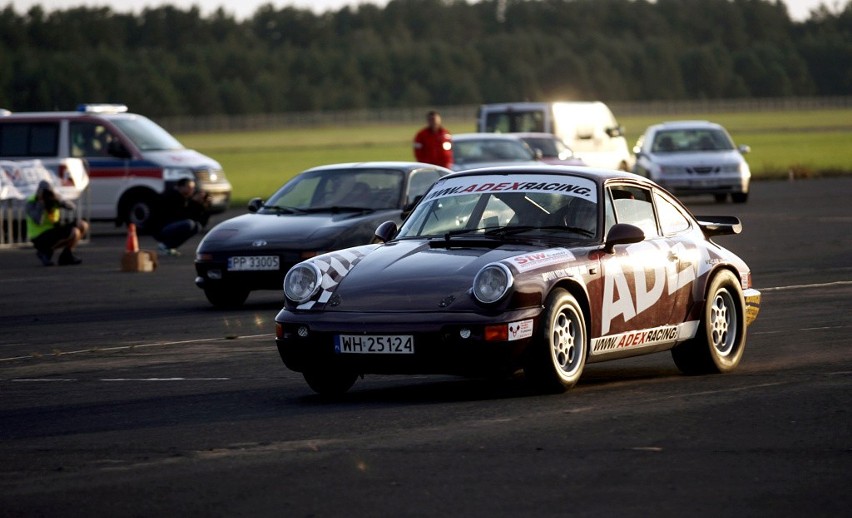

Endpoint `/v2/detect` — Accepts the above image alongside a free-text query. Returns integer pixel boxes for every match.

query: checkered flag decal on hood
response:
[297,246,375,310]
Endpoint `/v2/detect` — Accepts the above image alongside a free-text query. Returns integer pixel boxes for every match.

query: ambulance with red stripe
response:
[0,104,231,229]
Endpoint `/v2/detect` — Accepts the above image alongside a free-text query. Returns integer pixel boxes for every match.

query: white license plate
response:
[335,335,415,354]
[227,256,279,271]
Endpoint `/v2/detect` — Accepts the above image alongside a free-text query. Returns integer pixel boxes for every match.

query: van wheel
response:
[731,192,749,203]
[120,190,159,232]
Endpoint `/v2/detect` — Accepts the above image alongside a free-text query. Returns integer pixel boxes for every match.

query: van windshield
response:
[111,116,184,152]
[485,110,546,133]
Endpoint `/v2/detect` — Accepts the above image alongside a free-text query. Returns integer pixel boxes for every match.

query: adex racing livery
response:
[274,166,761,396]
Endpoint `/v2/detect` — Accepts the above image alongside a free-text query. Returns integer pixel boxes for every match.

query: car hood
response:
[648,150,744,166]
[198,210,400,253]
[305,239,552,312]
[142,149,223,170]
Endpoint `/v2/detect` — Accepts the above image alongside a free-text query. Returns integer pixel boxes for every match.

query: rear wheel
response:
[524,289,587,393]
[203,284,250,308]
[671,270,746,375]
[303,367,358,397]
[713,193,728,203]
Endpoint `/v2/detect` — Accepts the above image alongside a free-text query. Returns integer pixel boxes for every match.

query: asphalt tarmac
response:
[1,177,850,517]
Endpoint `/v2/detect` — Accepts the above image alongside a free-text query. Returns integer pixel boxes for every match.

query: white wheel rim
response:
[552,307,583,378]
[711,290,737,357]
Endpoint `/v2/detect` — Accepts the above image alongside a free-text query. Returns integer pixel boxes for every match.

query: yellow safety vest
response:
[26,194,61,240]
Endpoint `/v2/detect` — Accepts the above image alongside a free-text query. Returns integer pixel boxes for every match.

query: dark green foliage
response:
[0,0,849,116]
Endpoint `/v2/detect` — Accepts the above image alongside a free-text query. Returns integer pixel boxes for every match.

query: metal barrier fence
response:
[0,189,91,250]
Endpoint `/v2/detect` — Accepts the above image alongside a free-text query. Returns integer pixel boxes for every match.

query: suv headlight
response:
[284,262,322,303]
[473,263,513,304]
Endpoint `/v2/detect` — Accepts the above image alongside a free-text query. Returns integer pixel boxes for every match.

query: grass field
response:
[178,108,852,205]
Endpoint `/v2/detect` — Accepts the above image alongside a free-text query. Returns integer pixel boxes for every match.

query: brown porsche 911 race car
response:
[274,166,761,396]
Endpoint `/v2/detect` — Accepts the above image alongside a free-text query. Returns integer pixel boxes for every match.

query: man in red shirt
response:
[413,110,452,168]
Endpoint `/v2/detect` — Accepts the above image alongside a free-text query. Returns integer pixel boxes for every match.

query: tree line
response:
[1,0,850,117]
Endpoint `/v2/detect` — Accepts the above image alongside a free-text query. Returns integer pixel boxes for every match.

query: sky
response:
[5,0,843,21]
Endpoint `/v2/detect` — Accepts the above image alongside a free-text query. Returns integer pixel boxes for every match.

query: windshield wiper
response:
[262,205,307,214]
[484,225,596,238]
[302,206,375,213]
[442,226,504,241]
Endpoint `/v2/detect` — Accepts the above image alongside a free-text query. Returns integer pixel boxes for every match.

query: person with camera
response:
[151,177,210,256]
[25,180,89,266]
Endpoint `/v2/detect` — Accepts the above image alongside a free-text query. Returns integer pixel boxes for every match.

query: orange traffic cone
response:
[125,223,139,253]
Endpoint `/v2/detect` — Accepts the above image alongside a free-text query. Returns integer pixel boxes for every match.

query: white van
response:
[476,101,633,171]
[0,104,231,230]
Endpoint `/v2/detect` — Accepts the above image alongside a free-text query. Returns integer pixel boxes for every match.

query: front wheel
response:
[731,192,749,203]
[303,367,358,397]
[119,190,159,232]
[671,270,746,375]
[524,289,587,393]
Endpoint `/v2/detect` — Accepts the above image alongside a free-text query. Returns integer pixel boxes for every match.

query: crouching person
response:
[26,180,89,266]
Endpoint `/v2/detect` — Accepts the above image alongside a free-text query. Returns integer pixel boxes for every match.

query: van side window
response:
[0,123,59,157]
[608,185,659,237]
[70,122,118,158]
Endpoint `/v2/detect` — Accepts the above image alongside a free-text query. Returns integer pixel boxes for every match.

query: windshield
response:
[651,128,735,153]
[399,173,599,240]
[111,116,184,151]
[453,138,535,167]
[264,168,404,212]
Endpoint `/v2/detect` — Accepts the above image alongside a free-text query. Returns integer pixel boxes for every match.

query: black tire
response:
[203,285,250,308]
[731,192,749,203]
[120,190,158,232]
[303,367,358,397]
[713,193,728,203]
[524,289,587,393]
[671,270,746,375]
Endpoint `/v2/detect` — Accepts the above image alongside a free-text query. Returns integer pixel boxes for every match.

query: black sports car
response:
[194,162,451,307]
[274,166,761,395]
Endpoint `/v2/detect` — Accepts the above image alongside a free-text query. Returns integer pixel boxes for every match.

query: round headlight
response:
[473,263,513,304]
[284,262,322,303]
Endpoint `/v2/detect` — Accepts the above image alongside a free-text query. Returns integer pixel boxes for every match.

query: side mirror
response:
[374,221,398,243]
[603,223,644,253]
[738,144,751,154]
[247,197,263,213]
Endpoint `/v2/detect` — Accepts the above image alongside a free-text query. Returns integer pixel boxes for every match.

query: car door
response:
[652,189,705,326]
[598,184,682,339]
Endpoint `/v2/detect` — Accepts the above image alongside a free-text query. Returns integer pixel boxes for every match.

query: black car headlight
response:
[472,263,513,304]
[283,262,322,303]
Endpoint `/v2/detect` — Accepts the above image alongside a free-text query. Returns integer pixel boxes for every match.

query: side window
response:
[608,185,659,237]
[407,169,442,203]
[0,123,59,157]
[69,121,118,158]
[654,192,691,235]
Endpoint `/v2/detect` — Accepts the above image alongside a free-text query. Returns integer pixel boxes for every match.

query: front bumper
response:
[744,288,761,326]
[657,173,749,195]
[274,307,543,377]
[194,254,302,291]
